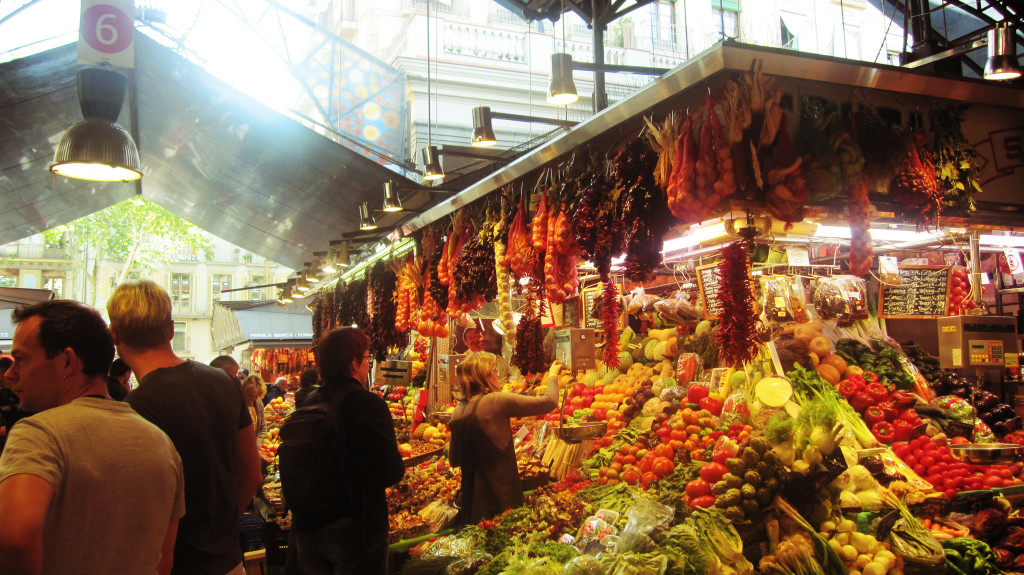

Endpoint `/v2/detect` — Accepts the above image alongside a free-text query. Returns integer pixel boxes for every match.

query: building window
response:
[780,14,800,50]
[169,273,192,303]
[212,275,232,300]
[832,22,861,59]
[249,276,270,301]
[171,321,187,352]
[713,9,739,40]
[652,1,676,50]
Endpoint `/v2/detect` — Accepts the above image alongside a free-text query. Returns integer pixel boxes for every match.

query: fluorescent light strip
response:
[340,238,415,283]
[980,234,1024,248]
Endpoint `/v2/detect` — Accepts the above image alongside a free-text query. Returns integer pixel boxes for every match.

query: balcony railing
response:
[443,23,528,63]
[0,244,69,259]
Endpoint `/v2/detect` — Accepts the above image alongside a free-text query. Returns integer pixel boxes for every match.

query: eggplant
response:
[950,386,971,399]
[981,410,999,426]
[991,404,1016,422]
[993,420,1007,436]
[976,391,1000,412]
[931,380,950,396]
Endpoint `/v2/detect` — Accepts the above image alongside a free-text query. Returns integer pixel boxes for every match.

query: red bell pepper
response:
[878,400,899,422]
[837,380,859,399]
[866,382,890,403]
[893,419,915,442]
[863,371,879,384]
[890,391,916,410]
[850,391,875,413]
[848,374,866,390]
[898,408,922,426]
[871,421,896,444]
[863,406,887,425]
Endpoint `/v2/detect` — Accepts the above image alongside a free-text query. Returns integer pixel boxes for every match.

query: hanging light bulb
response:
[985,22,1022,80]
[547,53,579,105]
[277,285,294,304]
[471,106,497,147]
[359,202,377,230]
[422,145,444,181]
[420,0,446,182]
[321,246,338,274]
[50,68,142,182]
[294,272,310,292]
[337,241,351,267]
[382,181,403,212]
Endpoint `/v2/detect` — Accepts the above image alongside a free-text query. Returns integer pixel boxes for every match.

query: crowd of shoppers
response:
[0,282,407,575]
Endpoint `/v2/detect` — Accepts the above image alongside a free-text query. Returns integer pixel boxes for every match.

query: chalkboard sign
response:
[580,287,602,329]
[697,263,723,320]
[879,265,951,319]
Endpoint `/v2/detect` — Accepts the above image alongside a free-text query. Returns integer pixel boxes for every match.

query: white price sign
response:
[78,0,135,68]
[786,247,810,267]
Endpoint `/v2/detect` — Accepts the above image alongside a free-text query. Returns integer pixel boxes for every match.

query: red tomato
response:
[654,443,675,459]
[984,474,1004,489]
[640,471,659,489]
[653,457,676,478]
[623,455,637,465]
[618,443,634,456]
[700,462,729,484]
[919,455,936,469]
[622,469,640,486]
[638,456,653,475]
[685,478,711,499]
[690,495,716,509]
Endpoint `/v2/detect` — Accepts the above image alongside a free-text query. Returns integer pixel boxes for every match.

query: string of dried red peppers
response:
[602,282,621,370]
[714,242,759,366]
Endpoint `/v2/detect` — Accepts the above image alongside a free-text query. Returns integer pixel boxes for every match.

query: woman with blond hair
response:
[448,353,561,525]
[240,375,266,436]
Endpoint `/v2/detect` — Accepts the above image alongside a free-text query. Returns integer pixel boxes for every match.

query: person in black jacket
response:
[286,327,404,575]
[293,368,319,408]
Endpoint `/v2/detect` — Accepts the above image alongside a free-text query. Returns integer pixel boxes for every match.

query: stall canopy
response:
[0,33,424,271]
[212,300,313,351]
[0,287,56,349]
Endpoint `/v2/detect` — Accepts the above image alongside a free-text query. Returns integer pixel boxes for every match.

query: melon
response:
[755,376,793,408]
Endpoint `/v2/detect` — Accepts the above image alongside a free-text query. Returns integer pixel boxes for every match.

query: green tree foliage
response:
[43,197,212,305]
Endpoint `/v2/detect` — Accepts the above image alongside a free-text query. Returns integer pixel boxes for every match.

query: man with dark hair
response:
[293,368,319,408]
[209,355,240,380]
[0,300,184,574]
[286,327,403,575]
[107,358,132,401]
[108,281,262,575]
[0,355,26,453]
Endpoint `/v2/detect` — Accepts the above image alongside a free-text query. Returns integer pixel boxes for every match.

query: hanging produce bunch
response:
[890,131,942,229]
[724,59,784,195]
[539,193,580,305]
[614,136,674,283]
[511,290,545,375]
[393,253,422,334]
[492,194,516,343]
[368,261,402,361]
[799,97,865,203]
[452,220,497,311]
[714,241,760,366]
[338,276,369,328]
[930,104,983,213]
[505,194,537,283]
[853,103,905,184]
[573,155,622,281]
[764,115,810,228]
[848,175,873,277]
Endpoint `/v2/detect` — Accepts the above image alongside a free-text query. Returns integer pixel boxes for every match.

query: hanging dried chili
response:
[368,262,401,361]
[614,136,672,283]
[890,131,942,228]
[602,282,621,370]
[714,242,759,366]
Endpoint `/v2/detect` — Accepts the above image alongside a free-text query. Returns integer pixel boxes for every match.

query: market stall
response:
[269,42,1024,574]
[211,300,315,381]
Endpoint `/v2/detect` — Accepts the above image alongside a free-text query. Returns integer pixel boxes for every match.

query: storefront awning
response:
[0,287,55,349]
[212,300,313,351]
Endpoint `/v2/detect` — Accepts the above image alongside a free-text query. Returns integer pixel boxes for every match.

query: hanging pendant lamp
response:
[547,53,579,105]
[985,22,1022,80]
[471,106,497,147]
[360,202,377,230]
[420,0,445,181]
[50,67,142,182]
[383,181,403,212]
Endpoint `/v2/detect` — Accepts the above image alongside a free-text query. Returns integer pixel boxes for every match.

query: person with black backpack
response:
[281,327,404,575]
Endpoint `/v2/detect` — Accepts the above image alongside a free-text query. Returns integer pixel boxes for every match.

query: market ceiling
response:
[497,0,1024,79]
[0,33,444,271]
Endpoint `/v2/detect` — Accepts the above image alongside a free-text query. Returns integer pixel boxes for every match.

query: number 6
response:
[96,13,119,45]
